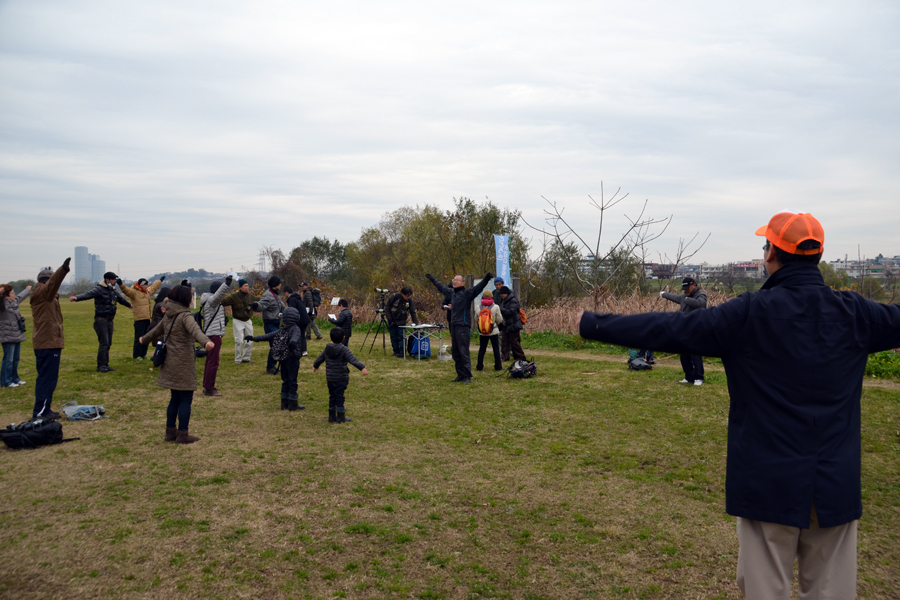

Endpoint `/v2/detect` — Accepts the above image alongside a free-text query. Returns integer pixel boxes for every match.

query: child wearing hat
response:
[313,327,368,423]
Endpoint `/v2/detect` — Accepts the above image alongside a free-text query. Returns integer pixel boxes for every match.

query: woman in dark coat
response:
[141,285,213,444]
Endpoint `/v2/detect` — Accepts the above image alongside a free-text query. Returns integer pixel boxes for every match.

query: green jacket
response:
[222,290,260,322]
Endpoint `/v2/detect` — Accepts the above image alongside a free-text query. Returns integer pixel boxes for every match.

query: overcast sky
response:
[2,0,898,281]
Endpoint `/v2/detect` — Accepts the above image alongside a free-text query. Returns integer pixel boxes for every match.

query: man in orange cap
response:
[577,212,900,598]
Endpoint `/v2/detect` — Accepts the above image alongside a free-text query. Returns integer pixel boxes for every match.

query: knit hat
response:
[494,277,504,284]
[103,271,117,280]
[167,285,193,307]
[138,278,148,286]
[238,279,248,287]
[482,289,493,299]
[499,286,512,295]
[210,280,222,294]
[37,268,53,282]
[268,276,282,289]
[756,212,824,255]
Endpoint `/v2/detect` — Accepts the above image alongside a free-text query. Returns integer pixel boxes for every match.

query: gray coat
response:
[257,289,285,322]
[199,281,233,337]
[143,302,211,391]
[0,288,31,344]
[661,287,708,313]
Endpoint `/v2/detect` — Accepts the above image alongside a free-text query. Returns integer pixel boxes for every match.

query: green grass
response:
[0,301,897,599]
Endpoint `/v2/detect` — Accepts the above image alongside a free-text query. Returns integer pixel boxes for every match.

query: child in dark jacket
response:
[328,299,353,346]
[313,327,368,423]
[247,307,305,411]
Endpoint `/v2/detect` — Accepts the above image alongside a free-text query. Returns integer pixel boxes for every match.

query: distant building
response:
[74,246,90,281]
[75,246,106,283]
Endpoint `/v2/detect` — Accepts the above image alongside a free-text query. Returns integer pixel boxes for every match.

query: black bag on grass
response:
[0,419,77,449]
[507,359,537,379]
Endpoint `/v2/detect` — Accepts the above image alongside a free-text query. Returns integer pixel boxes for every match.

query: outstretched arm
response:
[426,274,451,296]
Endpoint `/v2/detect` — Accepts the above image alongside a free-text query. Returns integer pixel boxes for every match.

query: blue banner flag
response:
[494,235,512,290]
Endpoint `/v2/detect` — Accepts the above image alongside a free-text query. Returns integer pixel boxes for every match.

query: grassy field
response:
[0,301,898,599]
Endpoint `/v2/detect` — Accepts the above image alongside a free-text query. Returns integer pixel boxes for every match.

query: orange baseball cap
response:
[755,212,824,255]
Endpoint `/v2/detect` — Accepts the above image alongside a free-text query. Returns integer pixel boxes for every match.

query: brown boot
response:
[175,430,200,444]
[165,427,177,442]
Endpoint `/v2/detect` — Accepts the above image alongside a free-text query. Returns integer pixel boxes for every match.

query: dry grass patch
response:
[0,302,897,599]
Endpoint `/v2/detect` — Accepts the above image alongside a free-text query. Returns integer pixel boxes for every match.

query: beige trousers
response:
[736,506,857,600]
[233,319,254,363]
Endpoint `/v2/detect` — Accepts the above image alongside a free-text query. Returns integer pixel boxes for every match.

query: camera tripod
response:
[361,288,390,354]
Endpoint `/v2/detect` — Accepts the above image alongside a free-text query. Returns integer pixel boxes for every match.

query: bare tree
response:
[523,184,707,311]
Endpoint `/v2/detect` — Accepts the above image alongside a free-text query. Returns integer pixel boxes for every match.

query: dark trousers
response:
[33,348,61,418]
[477,335,502,371]
[281,357,299,398]
[264,320,280,370]
[202,335,222,390]
[388,323,404,355]
[500,329,526,361]
[93,317,114,368]
[166,389,193,431]
[450,324,472,379]
[133,320,151,358]
[680,354,705,381]
[327,379,348,414]
[341,336,350,347]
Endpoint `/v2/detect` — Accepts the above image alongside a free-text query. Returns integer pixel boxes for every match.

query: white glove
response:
[659,291,665,298]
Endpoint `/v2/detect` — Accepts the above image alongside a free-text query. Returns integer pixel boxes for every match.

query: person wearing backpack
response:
[301,282,323,340]
[140,285,214,444]
[497,285,527,363]
[284,286,311,355]
[70,272,133,372]
[253,276,286,374]
[476,289,504,371]
[387,287,419,358]
[199,276,233,397]
[245,306,306,411]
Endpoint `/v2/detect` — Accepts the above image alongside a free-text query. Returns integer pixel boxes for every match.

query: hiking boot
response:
[165,427,177,442]
[281,398,288,410]
[451,376,462,382]
[266,368,277,375]
[242,359,251,363]
[175,430,200,444]
[459,378,472,383]
[36,409,61,420]
[316,336,323,340]
[328,409,337,423]
[202,389,223,397]
[336,411,351,423]
[97,366,112,373]
[287,395,305,411]
[476,365,484,371]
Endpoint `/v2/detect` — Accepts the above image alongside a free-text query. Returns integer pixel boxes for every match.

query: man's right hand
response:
[659,291,665,298]
[426,273,433,280]
[69,296,77,302]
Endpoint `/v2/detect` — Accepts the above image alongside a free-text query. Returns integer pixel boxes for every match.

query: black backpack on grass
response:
[0,419,78,450]
[507,359,537,379]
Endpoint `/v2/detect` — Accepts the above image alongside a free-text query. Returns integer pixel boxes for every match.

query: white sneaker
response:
[15,380,26,386]
[6,382,19,388]
[694,380,703,386]
[302,351,308,356]
[679,378,690,383]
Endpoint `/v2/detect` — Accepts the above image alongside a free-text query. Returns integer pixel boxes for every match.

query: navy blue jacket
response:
[428,273,493,327]
[580,262,900,528]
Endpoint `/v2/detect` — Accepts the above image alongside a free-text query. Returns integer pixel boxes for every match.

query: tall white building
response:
[74,246,90,281]
[74,246,106,283]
